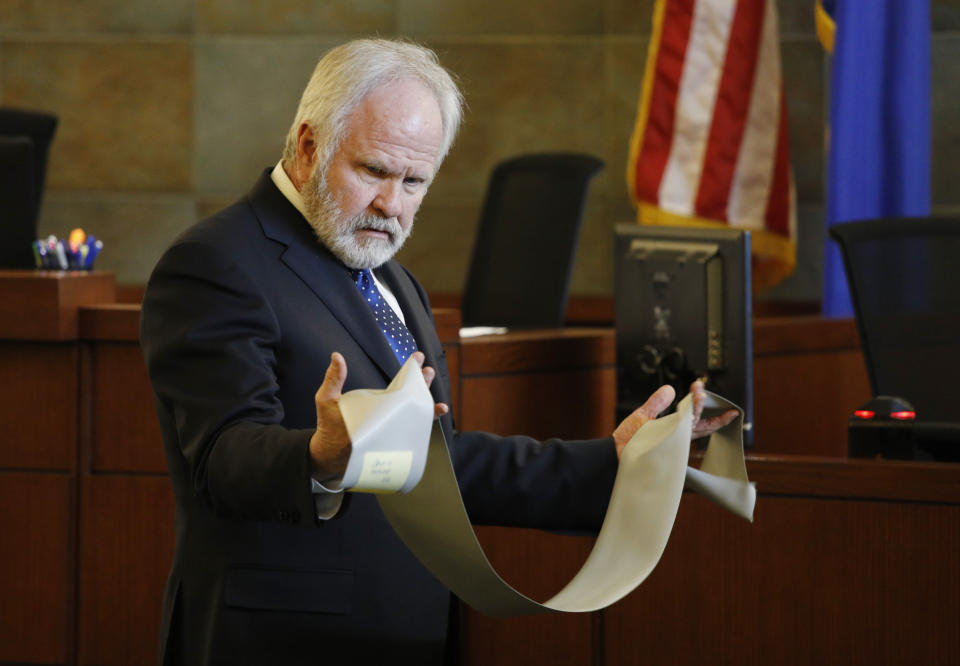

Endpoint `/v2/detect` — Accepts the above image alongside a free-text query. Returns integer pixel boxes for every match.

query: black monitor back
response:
[829,217,960,426]
[614,224,753,443]
[461,153,603,328]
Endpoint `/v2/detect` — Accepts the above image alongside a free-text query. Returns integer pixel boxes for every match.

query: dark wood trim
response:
[460,328,615,375]
[79,303,141,341]
[744,454,960,504]
[0,270,116,340]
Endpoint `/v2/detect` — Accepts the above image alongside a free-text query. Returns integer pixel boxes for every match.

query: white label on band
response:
[356,451,414,492]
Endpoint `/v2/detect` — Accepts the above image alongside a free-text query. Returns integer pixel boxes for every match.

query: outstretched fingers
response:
[310,352,352,481]
[411,351,449,419]
[612,383,676,456]
[316,352,347,405]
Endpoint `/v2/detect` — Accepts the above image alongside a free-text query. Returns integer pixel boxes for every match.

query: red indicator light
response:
[890,410,916,421]
[854,410,875,419]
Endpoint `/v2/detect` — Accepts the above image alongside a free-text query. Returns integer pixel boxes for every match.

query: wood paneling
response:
[79,303,142,340]
[753,315,861,354]
[84,341,165,473]
[461,368,616,441]
[0,472,72,664]
[2,272,952,666]
[432,307,461,344]
[603,491,960,666]
[461,528,596,666]
[754,349,870,456]
[0,270,115,340]
[77,475,175,666]
[459,328,616,441]
[746,455,960,503]
[460,328,614,375]
[0,343,78,469]
[752,316,870,456]
[452,328,614,665]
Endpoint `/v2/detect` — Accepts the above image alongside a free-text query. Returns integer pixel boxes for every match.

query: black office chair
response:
[829,217,960,427]
[460,153,604,328]
[0,108,58,269]
[0,136,38,268]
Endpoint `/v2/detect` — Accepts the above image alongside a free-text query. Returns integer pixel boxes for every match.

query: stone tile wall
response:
[0,0,957,300]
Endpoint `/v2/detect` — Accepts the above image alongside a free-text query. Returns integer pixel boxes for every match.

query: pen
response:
[55,240,68,270]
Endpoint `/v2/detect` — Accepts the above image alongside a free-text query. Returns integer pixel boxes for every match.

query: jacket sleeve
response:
[399,265,619,532]
[140,238,317,525]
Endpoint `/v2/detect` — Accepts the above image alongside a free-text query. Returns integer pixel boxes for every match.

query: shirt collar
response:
[270,160,309,220]
[269,161,404,320]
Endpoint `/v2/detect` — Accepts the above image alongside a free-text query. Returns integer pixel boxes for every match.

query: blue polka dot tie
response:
[353,269,418,365]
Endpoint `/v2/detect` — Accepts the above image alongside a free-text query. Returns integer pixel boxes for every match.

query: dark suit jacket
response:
[140,170,618,666]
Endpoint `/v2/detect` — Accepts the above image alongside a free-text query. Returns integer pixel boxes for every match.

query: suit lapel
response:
[246,170,401,382]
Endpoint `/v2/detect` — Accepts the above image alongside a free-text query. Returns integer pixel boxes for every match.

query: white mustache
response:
[349,215,401,238]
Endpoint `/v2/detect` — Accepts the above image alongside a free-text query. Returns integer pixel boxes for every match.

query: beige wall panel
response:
[602,38,649,204]
[194,38,342,194]
[197,0,393,34]
[780,39,825,203]
[423,41,606,202]
[603,0,655,35]
[395,198,480,293]
[38,193,196,284]
[569,196,619,295]
[1,39,193,191]
[197,195,238,221]
[0,0,192,33]
[398,0,603,35]
[776,0,817,36]
[400,181,620,296]
[932,35,960,206]
[932,0,960,31]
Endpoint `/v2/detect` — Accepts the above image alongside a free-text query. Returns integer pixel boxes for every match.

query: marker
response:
[69,228,85,253]
[86,239,103,268]
[55,240,68,270]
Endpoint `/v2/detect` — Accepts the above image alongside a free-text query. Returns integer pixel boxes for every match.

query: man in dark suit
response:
[140,38,731,666]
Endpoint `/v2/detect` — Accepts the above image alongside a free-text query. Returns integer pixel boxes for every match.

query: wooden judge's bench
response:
[0,270,957,665]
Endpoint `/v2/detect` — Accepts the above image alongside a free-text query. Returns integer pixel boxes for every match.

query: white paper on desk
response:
[338,356,434,494]
[458,326,508,338]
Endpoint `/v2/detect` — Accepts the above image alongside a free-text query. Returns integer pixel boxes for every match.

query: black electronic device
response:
[848,395,960,462]
[848,395,917,459]
[830,217,960,462]
[614,224,753,445]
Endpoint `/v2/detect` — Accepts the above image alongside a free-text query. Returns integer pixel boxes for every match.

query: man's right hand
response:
[309,352,352,482]
[308,351,449,482]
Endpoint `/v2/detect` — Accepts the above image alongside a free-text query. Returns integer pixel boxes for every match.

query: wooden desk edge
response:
[743,454,960,504]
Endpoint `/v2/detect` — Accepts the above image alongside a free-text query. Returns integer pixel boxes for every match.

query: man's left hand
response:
[612,380,738,458]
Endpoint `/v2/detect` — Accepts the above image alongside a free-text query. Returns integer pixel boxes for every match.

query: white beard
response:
[302,168,411,270]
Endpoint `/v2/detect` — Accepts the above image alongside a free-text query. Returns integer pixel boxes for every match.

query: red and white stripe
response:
[630,0,795,256]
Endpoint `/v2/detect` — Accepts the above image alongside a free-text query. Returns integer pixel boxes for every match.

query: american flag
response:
[627,0,796,290]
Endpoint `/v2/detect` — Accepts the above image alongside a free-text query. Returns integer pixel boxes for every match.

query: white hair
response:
[282,38,464,170]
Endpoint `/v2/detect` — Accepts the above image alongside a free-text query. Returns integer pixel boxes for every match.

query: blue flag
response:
[819,0,931,317]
